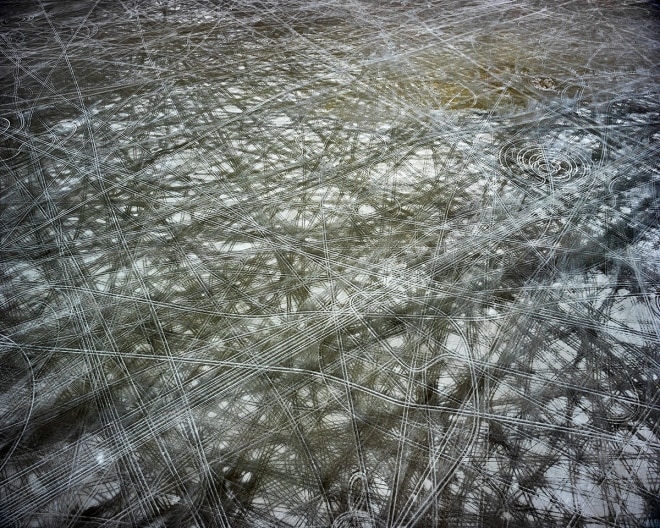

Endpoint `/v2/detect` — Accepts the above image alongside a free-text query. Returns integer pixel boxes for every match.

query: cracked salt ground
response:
[0,0,659,526]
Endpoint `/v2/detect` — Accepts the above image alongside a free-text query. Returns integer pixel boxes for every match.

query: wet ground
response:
[1,1,659,526]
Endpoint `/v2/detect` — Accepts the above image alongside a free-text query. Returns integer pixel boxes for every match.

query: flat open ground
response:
[0,1,658,526]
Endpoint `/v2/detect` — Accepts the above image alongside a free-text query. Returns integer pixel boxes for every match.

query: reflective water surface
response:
[1,1,659,526]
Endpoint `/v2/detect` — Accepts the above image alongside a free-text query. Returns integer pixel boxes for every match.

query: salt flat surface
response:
[0,0,658,527]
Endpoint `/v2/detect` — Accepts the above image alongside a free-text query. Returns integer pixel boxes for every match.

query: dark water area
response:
[0,1,659,526]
